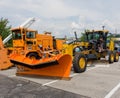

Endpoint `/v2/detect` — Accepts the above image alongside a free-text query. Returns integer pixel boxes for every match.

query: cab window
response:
[12,31,22,39]
[26,32,35,38]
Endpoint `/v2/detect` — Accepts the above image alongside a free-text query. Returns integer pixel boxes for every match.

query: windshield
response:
[26,31,36,38]
[87,32,107,41]
[87,33,100,41]
[12,30,22,40]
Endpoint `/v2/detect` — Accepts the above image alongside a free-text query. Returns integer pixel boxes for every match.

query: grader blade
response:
[0,37,12,70]
[10,54,72,79]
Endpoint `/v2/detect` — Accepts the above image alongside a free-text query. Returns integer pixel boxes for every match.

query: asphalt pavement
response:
[0,74,89,98]
[0,59,120,98]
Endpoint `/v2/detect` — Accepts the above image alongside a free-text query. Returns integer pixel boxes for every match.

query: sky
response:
[0,0,120,37]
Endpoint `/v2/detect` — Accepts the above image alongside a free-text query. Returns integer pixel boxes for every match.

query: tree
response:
[79,32,86,41]
[0,17,12,46]
[79,29,90,41]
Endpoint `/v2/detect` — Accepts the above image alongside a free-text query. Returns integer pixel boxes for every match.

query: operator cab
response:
[11,28,24,48]
[85,30,108,52]
[11,27,37,49]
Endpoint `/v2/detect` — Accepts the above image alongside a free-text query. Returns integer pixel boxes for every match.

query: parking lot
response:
[0,59,120,98]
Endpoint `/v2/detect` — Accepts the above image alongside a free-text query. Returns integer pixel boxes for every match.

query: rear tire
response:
[73,53,87,73]
[108,51,114,64]
[114,51,119,62]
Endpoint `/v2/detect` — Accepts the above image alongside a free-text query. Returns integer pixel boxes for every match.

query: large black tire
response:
[108,51,114,64]
[114,51,119,62]
[73,53,87,73]
[26,52,40,60]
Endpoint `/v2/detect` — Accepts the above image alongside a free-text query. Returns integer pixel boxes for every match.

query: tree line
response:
[0,17,12,47]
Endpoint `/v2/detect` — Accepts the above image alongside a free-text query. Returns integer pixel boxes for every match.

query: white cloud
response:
[101,19,115,31]
[71,22,80,29]
[21,0,79,19]
[1,0,120,37]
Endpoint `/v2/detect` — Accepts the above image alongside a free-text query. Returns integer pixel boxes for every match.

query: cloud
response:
[102,19,115,30]
[71,22,80,29]
[22,0,79,19]
[0,0,78,19]
[1,0,120,37]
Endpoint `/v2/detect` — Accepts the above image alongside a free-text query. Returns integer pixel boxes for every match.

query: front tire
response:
[73,53,87,73]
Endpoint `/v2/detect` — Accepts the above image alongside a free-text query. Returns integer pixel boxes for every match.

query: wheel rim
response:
[79,57,85,69]
[111,54,114,62]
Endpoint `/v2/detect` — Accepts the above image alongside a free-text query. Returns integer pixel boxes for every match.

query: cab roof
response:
[11,27,37,32]
[85,30,109,34]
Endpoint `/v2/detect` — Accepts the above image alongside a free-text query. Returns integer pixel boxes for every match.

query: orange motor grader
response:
[9,27,72,79]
